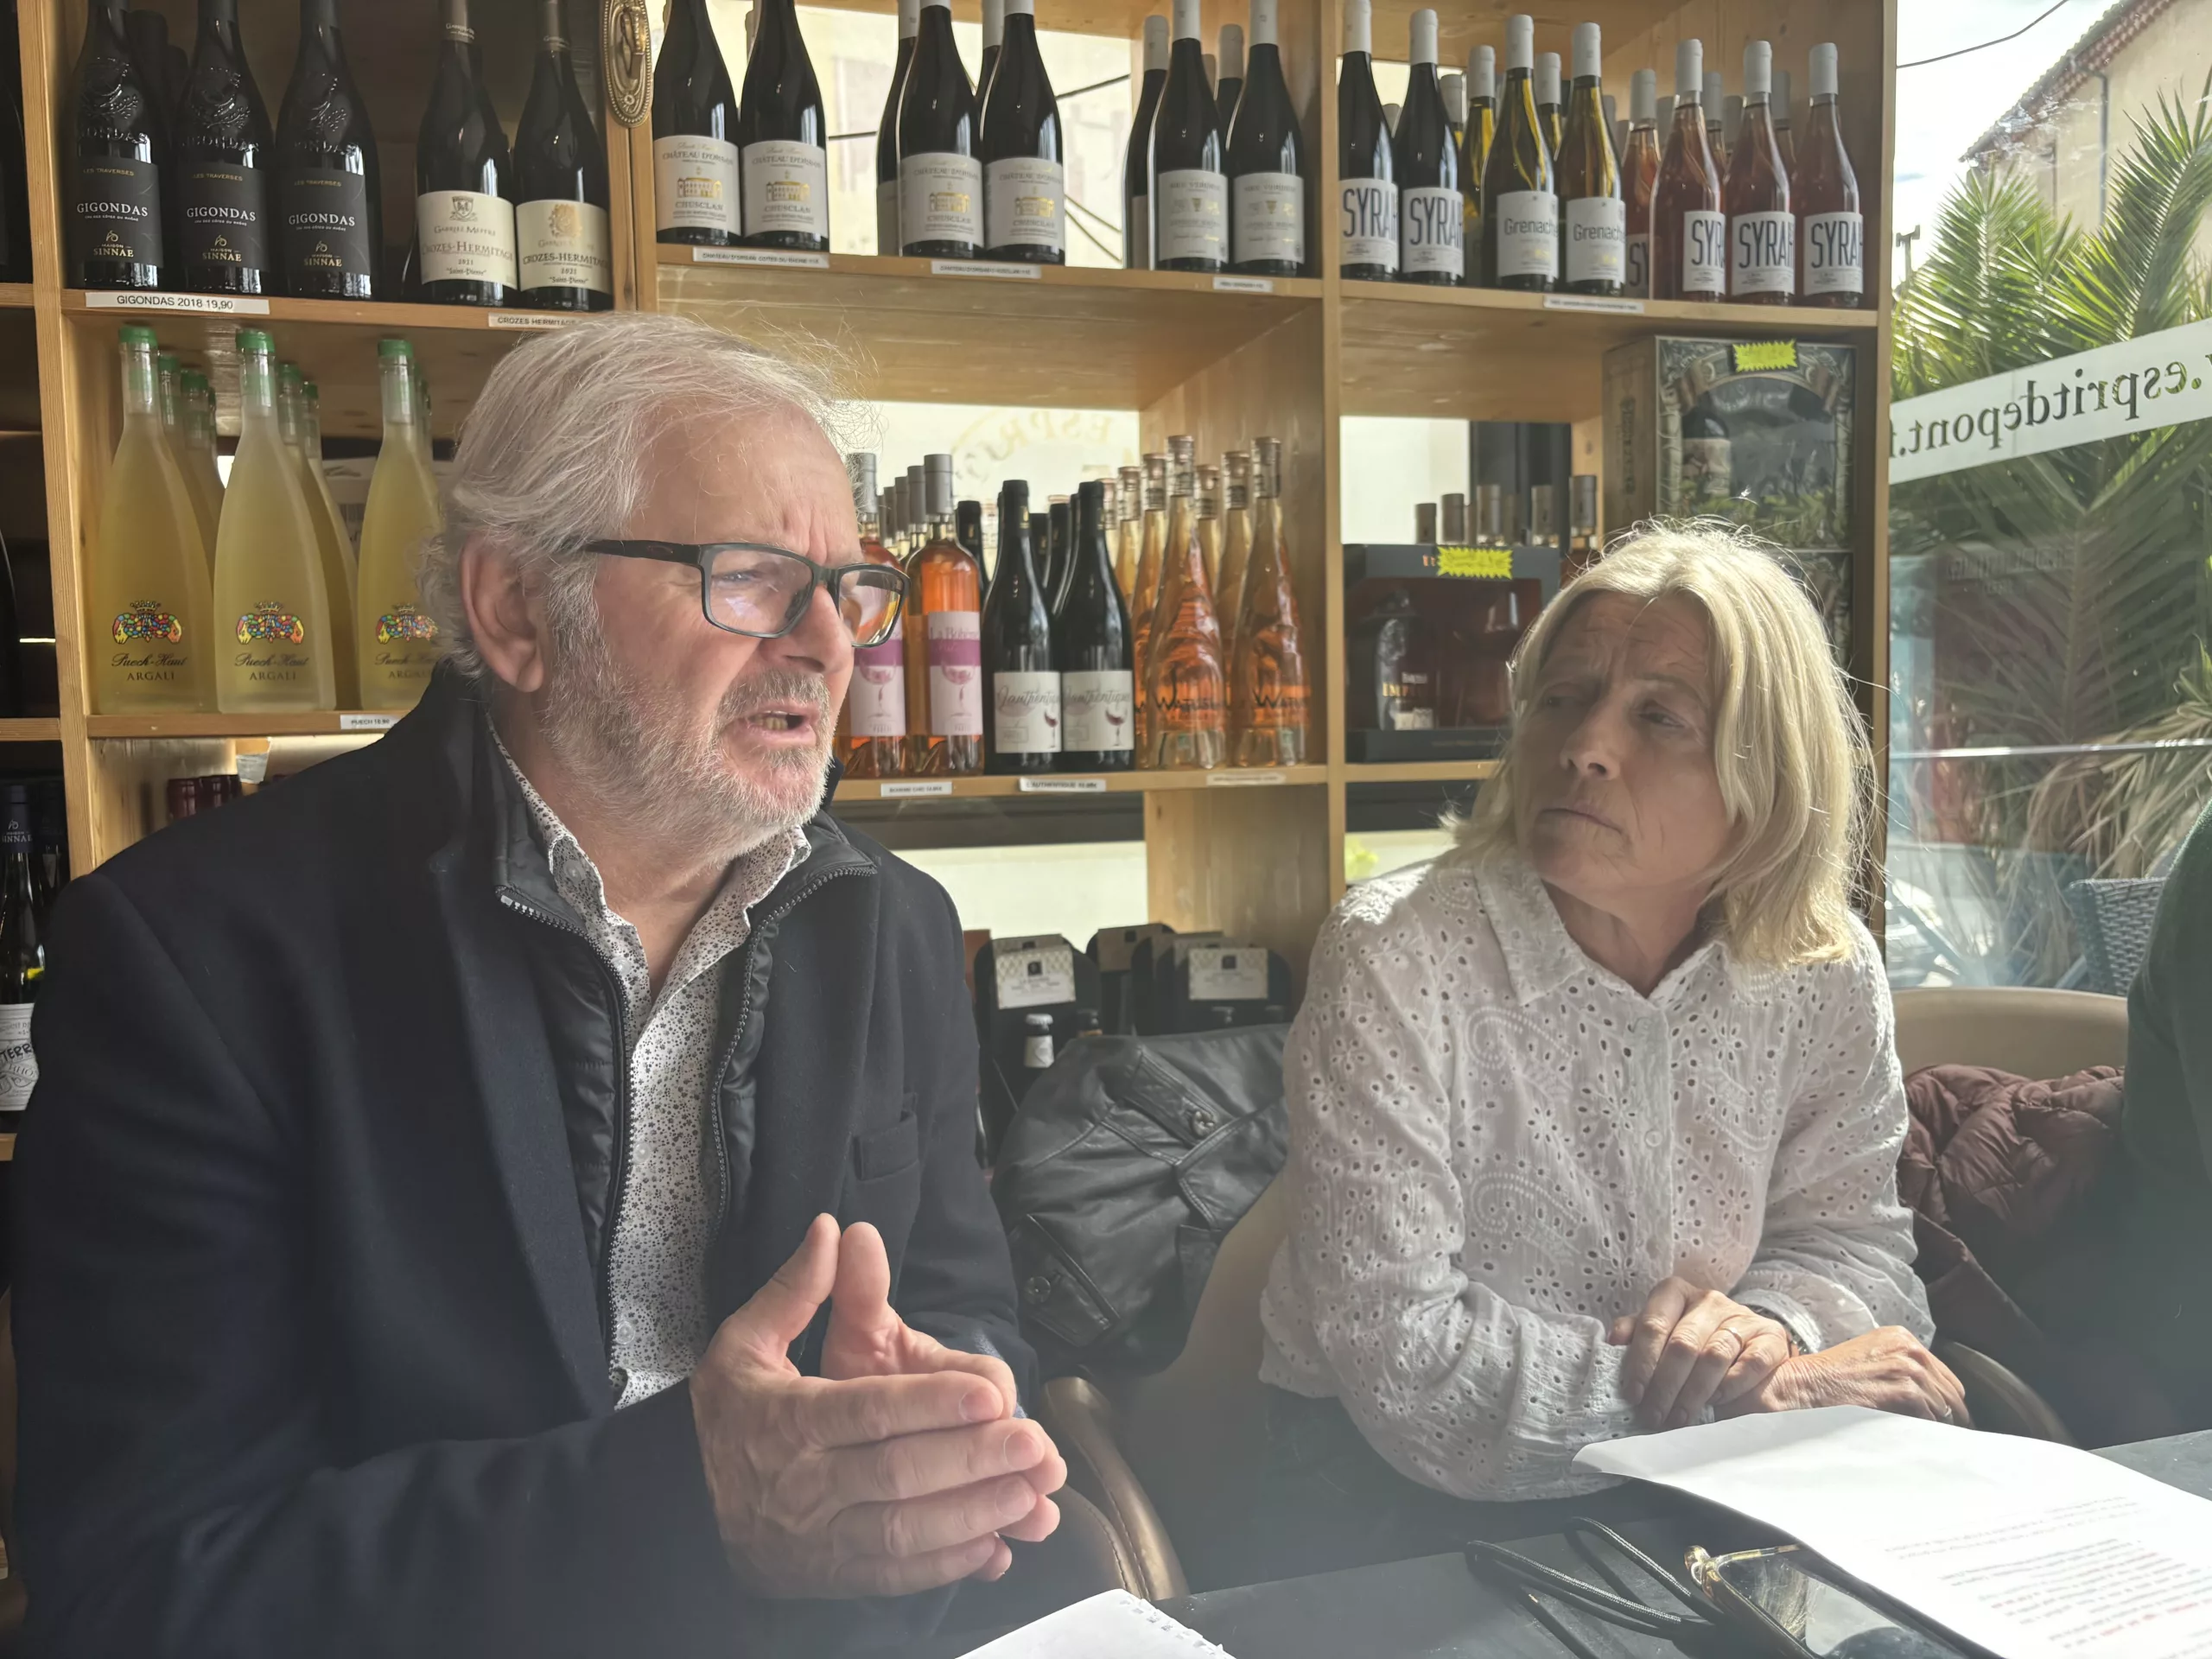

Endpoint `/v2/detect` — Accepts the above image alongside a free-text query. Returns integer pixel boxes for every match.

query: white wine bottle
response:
[213,327,335,712]
[279,361,359,704]
[356,339,444,711]
[156,350,220,563]
[92,325,213,714]
[178,367,227,573]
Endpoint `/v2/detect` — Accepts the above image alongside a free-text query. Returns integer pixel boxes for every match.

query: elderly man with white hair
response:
[15,313,1062,1656]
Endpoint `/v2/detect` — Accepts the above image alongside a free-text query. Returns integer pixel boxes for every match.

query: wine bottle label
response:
[1729,208,1794,296]
[1128,194,1149,268]
[985,156,1065,254]
[1062,669,1135,752]
[416,189,519,289]
[1624,231,1650,296]
[926,610,983,735]
[517,199,613,295]
[232,601,316,686]
[1493,189,1560,280]
[1803,210,1863,296]
[742,139,830,240]
[1024,1033,1055,1069]
[71,157,162,271]
[282,166,375,286]
[108,601,192,684]
[1564,195,1625,286]
[655,134,741,234]
[1680,208,1726,295]
[876,176,899,255]
[849,637,907,737]
[992,670,1062,753]
[1154,168,1227,265]
[0,1003,32,1115]
[1401,185,1464,278]
[1151,656,1227,732]
[1231,171,1304,266]
[900,152,983,249]
[1337,179,1396,270]
[179,161,268,274]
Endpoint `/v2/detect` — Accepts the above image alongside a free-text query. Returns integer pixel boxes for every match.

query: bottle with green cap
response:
[277,360,358,703]
[213,327,336,712]
[153,350,220,559]
[178,370,226,574]
[300,382,356,600]
[356,339,444,709]
[92,325,213,714]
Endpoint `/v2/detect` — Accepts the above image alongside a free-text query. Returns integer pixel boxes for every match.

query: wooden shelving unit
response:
[11,0,1897,975]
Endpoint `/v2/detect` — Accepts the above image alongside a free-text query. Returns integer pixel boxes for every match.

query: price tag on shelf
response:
[486,312,588,329]
[878,779,954,798]
[1018,776,1109,793]
[931,260,1041,281]
[338,713,399,732]
[690,247,830,270]
[1213,275,1275,294]
[1206,770,1288,787]
[82,290,270,316]
[1542,294,1645,315]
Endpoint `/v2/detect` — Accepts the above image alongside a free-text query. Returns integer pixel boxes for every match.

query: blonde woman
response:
[1255,524,1955,1573]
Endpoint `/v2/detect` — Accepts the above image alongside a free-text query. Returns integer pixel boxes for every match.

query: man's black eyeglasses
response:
[583,540,907,648]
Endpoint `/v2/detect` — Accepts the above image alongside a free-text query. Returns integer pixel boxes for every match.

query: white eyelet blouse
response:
[1258,852,1933,1502]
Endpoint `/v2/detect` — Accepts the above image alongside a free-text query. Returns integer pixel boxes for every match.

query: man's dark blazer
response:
[13,669,1030,1657]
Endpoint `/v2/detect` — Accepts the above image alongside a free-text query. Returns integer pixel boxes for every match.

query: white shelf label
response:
[690,246,830,270]
[995,938,1077,1009]
[1543,293,1646,315]
[1018,775,1109,793]
[338,713,399,731]
[83,289,270,315]
[1188,944,1270,1001]
[486,311,587,329]
[878,779,954,798]
[930,259,1041,280]
[1213,275,1275,294]
[1206,770,1287,786]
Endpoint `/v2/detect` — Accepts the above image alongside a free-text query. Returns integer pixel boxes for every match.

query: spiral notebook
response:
[963,1590,1236,1657]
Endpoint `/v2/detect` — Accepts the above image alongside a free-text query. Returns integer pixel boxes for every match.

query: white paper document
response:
[1576,1407,2212,1659]
[963,1590,1236,1658]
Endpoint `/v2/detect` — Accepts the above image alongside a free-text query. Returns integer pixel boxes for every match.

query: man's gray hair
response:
[416,311,846,679]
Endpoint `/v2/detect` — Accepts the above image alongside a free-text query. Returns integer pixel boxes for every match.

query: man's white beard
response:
[538,615,831,862]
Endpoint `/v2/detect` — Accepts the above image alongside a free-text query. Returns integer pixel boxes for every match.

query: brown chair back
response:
[1892,987,2127,1082]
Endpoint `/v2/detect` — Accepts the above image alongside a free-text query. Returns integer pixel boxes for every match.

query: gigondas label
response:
[1400,186,1464,279]
[1680,208,1726,296]
[517,199,612,296]
[849,637,906,738]
[741,139,830,240]
[1154,168,1227,265]
[1493,189,1560,280]
[1337,178,1396,271]
[1729,209,1794,296]
[0,1003,32,1114]
[992,670,1062,754]
[1230,171,1304,267]
[1564,195,1625,287]
[1062,670,1135,753]
[876,177,899,255]
[984,156,1066,255]
[416,189,518,289]
[72,157,162,270]
[926,609,983,736]
[1624,231,1650,297]
[280,166,375,287]
[1803,210,1864,296]
[655,134,741,235]
[900,152,983,249]
[179,162,267,275]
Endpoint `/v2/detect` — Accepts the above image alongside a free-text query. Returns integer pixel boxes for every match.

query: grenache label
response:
[1565,196,1625,286]
[1338,178,1396,270]
[1681,208,1726,294]
[1493,189,1560,280]
[1729,209,1793,296]
[1803,211,1863,296]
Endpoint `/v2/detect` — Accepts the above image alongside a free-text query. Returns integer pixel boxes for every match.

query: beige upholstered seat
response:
[1891,985,2127,1080]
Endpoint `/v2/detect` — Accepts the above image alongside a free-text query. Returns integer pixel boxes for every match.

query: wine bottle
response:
[1130,448,1169,748]
[654,0,741,245]
[174,0,272,296]
[279,361,358,704]
[983,480,1058,775]
[213,327,334,714]
[899,0,981,257]
[416,0,518,306]
[955,497,987,575]
[155,349,196,510]
[1535,51,1562,159]
[1772,67,1796,171]
[1621,67,1658,298]
[877,0,918,254]
[842,454,906,778]
[980,0,1005,112]
[979,0,1064,263]
[1144,436,1225,769]
[909,454,983,774]
[1382,103,1399,137]
[515,0,613,307]
[1045,495,1074,610]
[1460,45,1493,266]
[1150,0,1225,272]
[1230,435,1307,766]
[92,326,213,714]
[1557,22,1622,296]
[274,0,380,300]
[1479,15,1556,290]
[1795,43,1862,308]
[1724,92,1742,159]
[123,8,176,144]
[1124,16,1168,267]
[301,382,354,609]
[1652,40,1722,302]
[67,0,165,289]
[1115,463,1143,602]
[1216,448,1252,661]
[1703,68,1726,173]
[0,784,42,1123]
[1215,22,1244,132]
[1726,41,1791,304]
[1055,480,1135,772]
[1195,464,1223,592]
[1441,73,1465,154]
[1336,0,1395,282]
[1395,9,1462,286]
[1225,0,1304,277]
[1028,509,1049,587]
[905,462,926,558]
[737,0,830,251]
[356,339,443,710]
[0,1,31,283]
[177,367,226,569]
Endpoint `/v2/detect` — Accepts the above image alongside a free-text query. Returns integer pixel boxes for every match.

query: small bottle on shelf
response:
[1229,435,1308,767]
[1621,67,1659,298]
[909,454,984,775]
[0,784,43,1125]
[1414,501,1438,543]
[1725,41,1791,304]
[1150,0,1226,273]
[1055,480,1135,772]
[1653,40,1724,302]
[842,454,906,779]
[1144,436,1226,770]
[1565,473,1600,582]
[983,480,1059,776]
[356,340,444,712]
[1794,44,1863,308]
[1440,492,1468,543]
[899,0,982,259]
[1336,0,1395,283]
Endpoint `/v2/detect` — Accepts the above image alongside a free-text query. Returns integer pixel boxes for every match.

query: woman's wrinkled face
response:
[1514,592,1733,921]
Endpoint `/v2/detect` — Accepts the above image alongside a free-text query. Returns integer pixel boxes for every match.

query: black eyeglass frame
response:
[582,539,908,647]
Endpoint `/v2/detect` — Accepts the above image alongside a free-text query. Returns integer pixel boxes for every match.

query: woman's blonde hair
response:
[1454,520,1872,967]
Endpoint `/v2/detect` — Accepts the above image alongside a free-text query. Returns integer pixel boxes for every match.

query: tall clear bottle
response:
[279,361,358,704]
[1115,462,1143,603]
[1652,40,1723,302]
[1230,435,1307,766]
[1725,41,1790,303]
[1129,449,1169,749]
[1144,435,1225,769]
[355,340,444,710]
[155,352,219,562]
[1793,44,1861,308]
[906,453,983,774]
[1196,463,1224,593]
[213,327,334,713]
[841,454,906,777]
[1216,448,1253,662]
[178,367,226,570]
[1621,67,1659,297]
[1460,46,1493,271]
[1479,16,1556,290]
[92,325,213,714]
[1556,22,1623,296]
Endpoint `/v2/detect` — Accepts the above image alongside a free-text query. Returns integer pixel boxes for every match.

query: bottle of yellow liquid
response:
[355,339,444,710]
[278,361,359,706]
[213,327,336,713]
[90,326,213,714]
[155,351,220,565]
[177,368,226,574]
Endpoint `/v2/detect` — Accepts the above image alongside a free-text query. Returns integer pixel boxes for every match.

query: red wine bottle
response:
[898,0,980,257]
[515,0,612,310]
[1123,15,1167,266]
[1150,0,1225,272]
[654,0,741,245]
[737,0,830,251]
[876,0,918,253]
[414,0,517,306]
[174,0,271,296]
[979,0,1064,263]
[1226,0,1302,276]
[0,3,30,283]
[1336,0,1394,282]
[983,480,1059,775]
[67,0,165,289]
[274,0,380,299]
[1055,480,1135,772]
[1395,9,1461,286]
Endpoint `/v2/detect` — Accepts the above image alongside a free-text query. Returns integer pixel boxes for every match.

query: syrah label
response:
[1230,170,1303,267]
[416,188,518,289]
[655,134,741,235]
[1400,185,1464,279]
[72,156,162,272]
[984,156,1065,255]
[1062,669,1135,753]
[1681,208,1726,296]
[925,609,983,736]
[899,152,982,250]
[849,637,906,738]
[281,166,375,287]
[1493,189,1559,279]
[0,1004,33,1115]
[1625,231,1650,296]
[1154,168,1227,265]
[741,138,830,240]
[179,161,268,275]
[1564,195,1625,287]
[1729,208,1794,296]
[517,199,613,295]
[1803,210,1863,296]
[876,176,899,254]
[991,670,1062,754]
[1337,178,1396,271]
